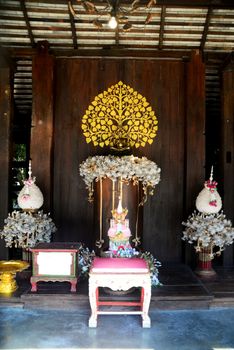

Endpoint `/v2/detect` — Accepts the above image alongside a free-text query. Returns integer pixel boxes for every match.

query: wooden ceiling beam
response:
[90,0,234,6]
[115,29,120,46]
[9,47,230,62]
[67,1,78,50]
[200,7,213,52]
[31,0,233,5]
[19,0,35,48]
[10,47,193,59]
[159,5,166,50]
[155,0,234,7]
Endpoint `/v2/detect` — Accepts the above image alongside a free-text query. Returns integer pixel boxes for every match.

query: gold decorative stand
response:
[0,260,29,293]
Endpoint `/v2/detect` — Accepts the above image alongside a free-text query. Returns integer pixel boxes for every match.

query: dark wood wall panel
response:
[184,51,206,265]
[126,60,185,262]
[31,49,54,212]
[53,58,189,263]
[221,66,234,265]
[53,59,98,245]
[185,52,205,214]
[0,64,12,259]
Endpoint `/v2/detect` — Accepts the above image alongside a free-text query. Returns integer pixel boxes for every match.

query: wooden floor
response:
[1,264,234,310]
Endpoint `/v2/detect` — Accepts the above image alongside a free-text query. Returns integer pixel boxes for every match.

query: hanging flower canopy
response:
[81,81,158,151]
[80,155,161,202]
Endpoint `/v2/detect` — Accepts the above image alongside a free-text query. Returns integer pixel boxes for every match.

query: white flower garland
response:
[80,155,161,201]
[182,211,234,256]
[0,211,57,249]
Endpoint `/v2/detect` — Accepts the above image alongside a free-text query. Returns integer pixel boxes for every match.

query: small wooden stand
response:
[30,243,79,292]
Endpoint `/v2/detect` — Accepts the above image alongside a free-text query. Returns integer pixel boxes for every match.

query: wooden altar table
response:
[88,257,152,328]
[30,243,79,292]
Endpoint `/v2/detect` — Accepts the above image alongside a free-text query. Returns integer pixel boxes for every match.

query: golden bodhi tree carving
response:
[82,81,158,150]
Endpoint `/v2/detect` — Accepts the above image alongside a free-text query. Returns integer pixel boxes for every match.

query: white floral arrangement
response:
[77,243,96,279]
[0,210,57,249]
[77,243,161,287]
[80,155,161,201]
[104,246,162,287]
[140,251,162,287]
[182,211,234,257]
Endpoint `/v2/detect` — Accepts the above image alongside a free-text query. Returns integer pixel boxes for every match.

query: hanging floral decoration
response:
[182,211,234,258]
[80,155,161,248]
[81,81,158,151]
[0,211,57,249]
[80,155,161,202]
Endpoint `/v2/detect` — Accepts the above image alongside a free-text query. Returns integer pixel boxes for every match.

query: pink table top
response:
[91,257,149,273]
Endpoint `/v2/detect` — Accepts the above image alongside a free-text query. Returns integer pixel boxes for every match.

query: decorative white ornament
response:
[195,166,222,214]
[17,160,44,210]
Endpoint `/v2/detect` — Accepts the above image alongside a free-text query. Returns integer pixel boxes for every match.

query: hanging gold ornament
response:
[82,81,158,151]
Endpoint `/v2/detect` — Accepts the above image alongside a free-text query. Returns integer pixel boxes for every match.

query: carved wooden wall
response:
[29,51,206,263]
[5,49,234,265]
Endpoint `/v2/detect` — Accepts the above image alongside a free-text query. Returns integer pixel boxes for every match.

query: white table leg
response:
[142,314,151,328]
[89,315,97,328]
[142,284,151,328]
[89,278,98,328]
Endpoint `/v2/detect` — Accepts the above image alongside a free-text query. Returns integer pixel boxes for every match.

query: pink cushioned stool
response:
[88,257,151,328]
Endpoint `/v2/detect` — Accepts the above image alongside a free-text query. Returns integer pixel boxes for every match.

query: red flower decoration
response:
[209,200,217,207]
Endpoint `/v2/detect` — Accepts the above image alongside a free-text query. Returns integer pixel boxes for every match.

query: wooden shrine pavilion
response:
[0,0,234,272]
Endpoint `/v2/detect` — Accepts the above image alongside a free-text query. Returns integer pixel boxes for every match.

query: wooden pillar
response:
[0,48,13,259]
[184,50,206,265]
[221,61,234,266]
[31,41,54,212]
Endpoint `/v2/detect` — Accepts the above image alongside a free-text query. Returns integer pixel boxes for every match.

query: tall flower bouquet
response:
[182,168,234,276]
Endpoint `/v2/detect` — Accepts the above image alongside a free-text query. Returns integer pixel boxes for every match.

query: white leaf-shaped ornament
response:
[195,183,222,214]
[18,182,44,210]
